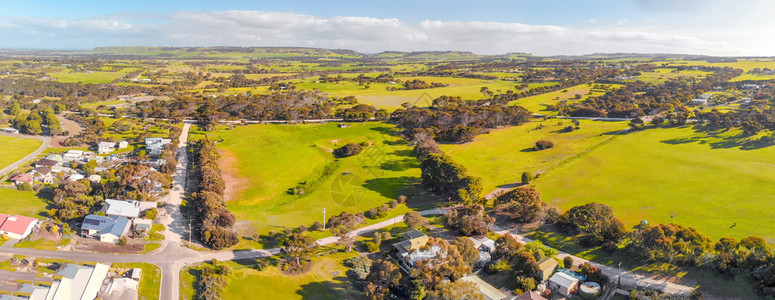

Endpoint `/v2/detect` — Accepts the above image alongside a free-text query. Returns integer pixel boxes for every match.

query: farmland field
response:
[189,122,427,236]
[508,83,621,114]
[441,119,629,195]
[0,189,49,218]
[535,125,775,241]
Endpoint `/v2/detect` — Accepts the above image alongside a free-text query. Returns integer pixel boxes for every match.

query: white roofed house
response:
[97,142,116,154]
[102,199,156,219]
[7,263,110,300]
[81,215,131,244]
[548,272,580,296]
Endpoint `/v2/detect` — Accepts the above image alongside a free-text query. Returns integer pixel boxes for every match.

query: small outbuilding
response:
[548,272,580,297]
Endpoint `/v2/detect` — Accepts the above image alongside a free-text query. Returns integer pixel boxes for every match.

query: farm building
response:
[0,214,38,239]
[81,215,131,244]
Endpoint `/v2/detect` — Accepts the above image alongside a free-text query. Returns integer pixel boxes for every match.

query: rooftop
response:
[549,271,579,288]
[0,215,37,235]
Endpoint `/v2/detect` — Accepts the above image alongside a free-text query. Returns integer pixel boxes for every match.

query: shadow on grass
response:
[369,126,402,137]
[659,126,775,150]
[379,158,418,172]
[362,176,419,200]
[296,276,357,300]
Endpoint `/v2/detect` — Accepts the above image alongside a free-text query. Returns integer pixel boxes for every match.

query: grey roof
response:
[549,271,579,288]
[98,142,116,148]
[402,229,426,240]
[82,215,130,237]
[104,199,141,218]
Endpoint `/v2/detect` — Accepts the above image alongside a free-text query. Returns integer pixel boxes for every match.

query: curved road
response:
[0,133,51,176]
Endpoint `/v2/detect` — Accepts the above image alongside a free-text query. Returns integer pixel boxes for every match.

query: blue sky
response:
[0,0,773,55]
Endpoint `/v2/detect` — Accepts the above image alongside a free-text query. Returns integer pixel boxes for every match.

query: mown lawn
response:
[189,122,427,237]
[0,135,42,170]
[441,119,628,195]
[0,189,50,218]
[535,125,775,241]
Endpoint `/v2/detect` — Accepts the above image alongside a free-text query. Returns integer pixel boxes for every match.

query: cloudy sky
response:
[0,0,773,56]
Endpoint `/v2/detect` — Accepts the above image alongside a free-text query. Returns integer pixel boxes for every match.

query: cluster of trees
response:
[401,79,448,90]
[336,104,389,122]
[494,186,547,223]
[552,201,775,296]
[362,238,478,300]
[0,76,165,107]
[693,84,775,135]
[196,262,231,300]
[414,137,482,203]
[484,234,565,294]
[190,137,238,249]
[392,97,532,143]
[559,66,742,119]
[445,204,494,236]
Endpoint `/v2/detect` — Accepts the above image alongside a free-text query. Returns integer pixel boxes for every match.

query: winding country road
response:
[0,120,695,298]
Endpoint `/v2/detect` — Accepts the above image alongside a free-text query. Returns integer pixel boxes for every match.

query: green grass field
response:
[189,122,426,237]
[0,189,49,218]
[0,135,42,170]
[535,125,775,242]
[181,252,360,300]
[508,83,621,114]
[441,119,628,195]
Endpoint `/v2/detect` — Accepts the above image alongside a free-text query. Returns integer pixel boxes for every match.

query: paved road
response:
[0,133,51,176]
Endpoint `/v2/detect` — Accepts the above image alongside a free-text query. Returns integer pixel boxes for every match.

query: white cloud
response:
[0,10,768,56]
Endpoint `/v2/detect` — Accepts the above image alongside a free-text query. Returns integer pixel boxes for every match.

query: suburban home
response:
[68,173,86,182]
[81,215,131,244]
[88,174,101,183]
[34,159,59,169]
[460,275,509,300]
[469,236,496,267]
[97,142,116,154]
[63,149,84,160]
[10,172,33,185]
[45,154,64,162]
[118,141,129,149]
[0,127,19,134]
[700,93,712,99]
[32,167,54,184]
[392,229,430,259]
[106,277,139,299]
[548,272,580,297]
[690,98,708,105]
[102,199,156,219]
[145,137,172,158]
[14,263,110,300]
[537,257,559,282]
[0,214,38,239]
[742,84,760,89]
[516,291,549,300]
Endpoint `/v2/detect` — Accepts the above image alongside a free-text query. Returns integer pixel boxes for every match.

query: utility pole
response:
[188,221,192,247]
[322,208,326,230]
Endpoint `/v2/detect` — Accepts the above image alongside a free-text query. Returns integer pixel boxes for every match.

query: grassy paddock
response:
[441,119,628,194]
[0,135,43,170]
[189,122,427,238]
[536,125,775,241]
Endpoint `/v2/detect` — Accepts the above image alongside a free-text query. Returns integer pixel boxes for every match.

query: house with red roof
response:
[10,172,33,185]
[0,215,38,239]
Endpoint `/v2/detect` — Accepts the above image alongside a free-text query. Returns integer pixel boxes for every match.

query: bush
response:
[534,140,554,151]
[563,256,574,269]
[602,240,619,253]
[118,237,127,246]
[254,258,270,271]
[520,171,533,184]
[397,195,407,204]
[144,207,158,220]
[333,143,363,158]
[311,221,324,231]
[365,242,380,252]
[389,200,399,209]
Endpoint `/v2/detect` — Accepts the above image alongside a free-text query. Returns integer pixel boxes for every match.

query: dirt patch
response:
[69,235,144,254]
[51,115,85,147]
[219,148,249,202]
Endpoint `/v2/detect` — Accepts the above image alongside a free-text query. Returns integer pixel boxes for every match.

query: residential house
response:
[690,98,708,105]
[81,215,131,244]
[516,291,548,300]
[32,167,54,184]
[68,174,86,182]
[63,150,84,160]
[102,199,155,219]
[34,159,58,169]
[45,154,64,162]
[10,173,33,185]
[0,214,38,239]
[118,141,129,149]
[0,128,19,134]
[536,257,559,282]
[145,138,171,158]
[460,275,508,300]
[105,277,139,300]
[548,272,580,297]
[469,236,496,267]
[88,174,101,183]
[10,263,110,300]
[97,142,116,154]
[392,229,430,259]
[743,84,761,89]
